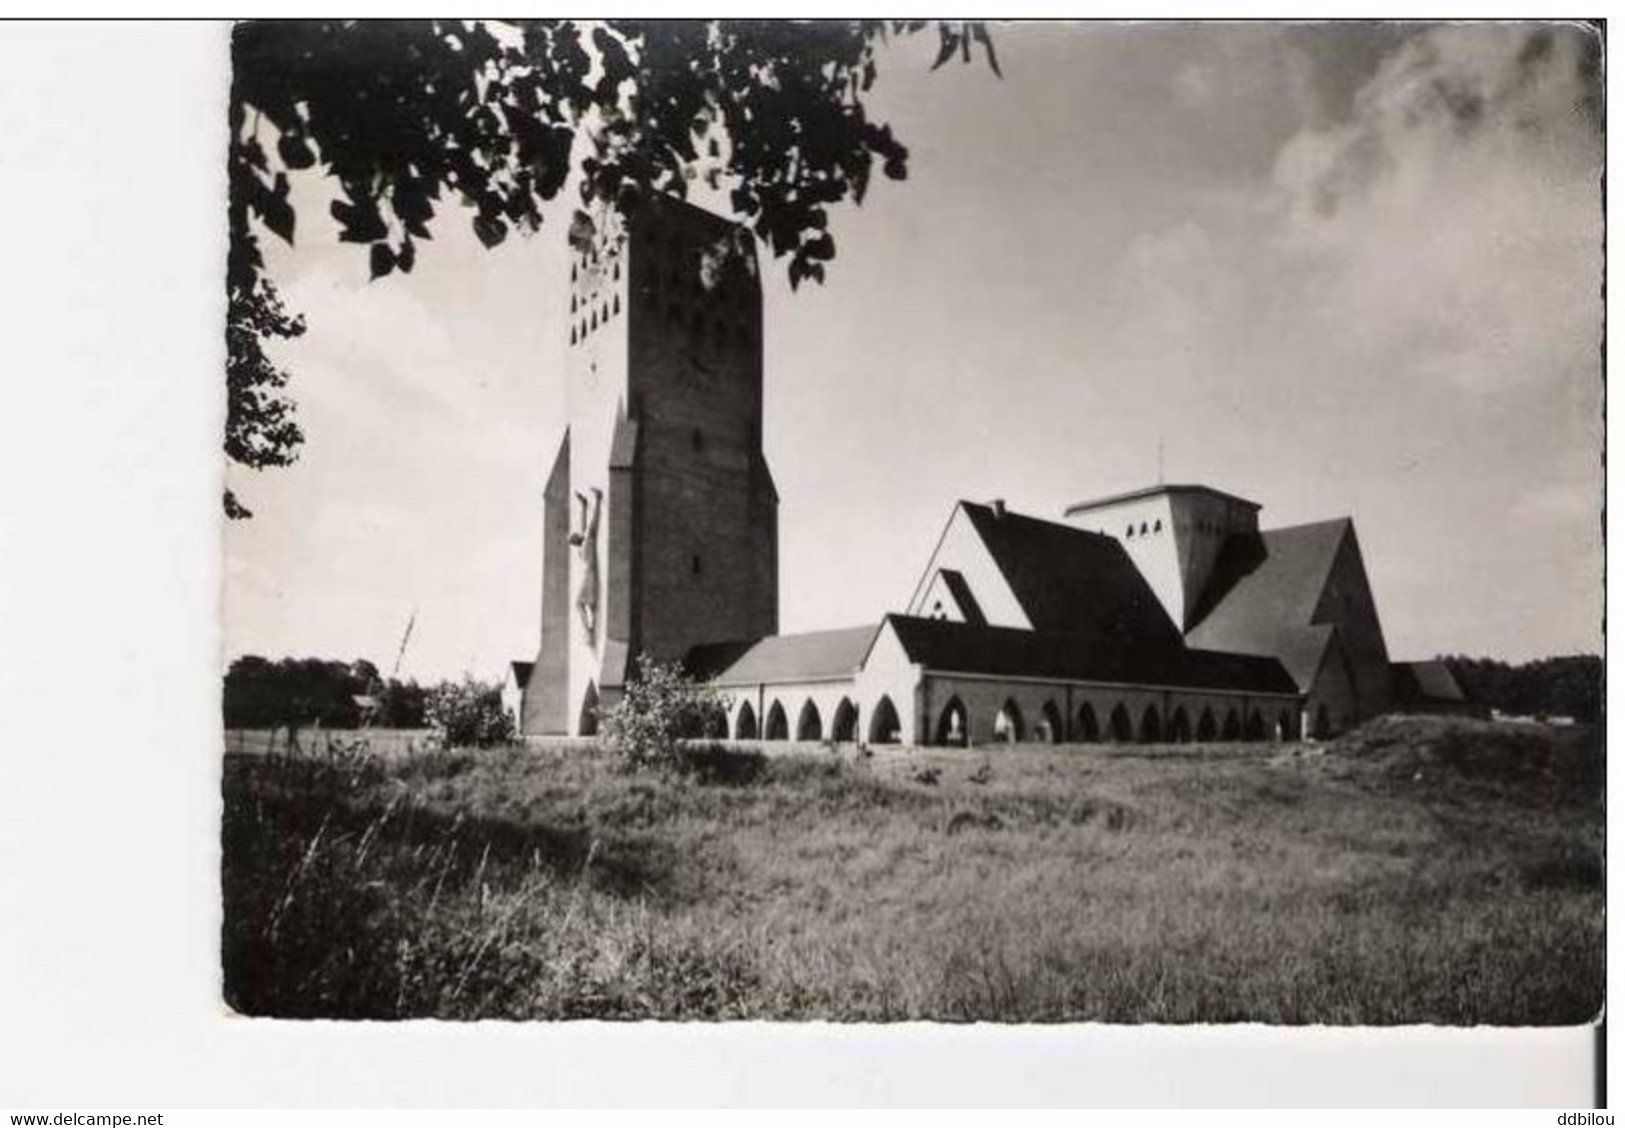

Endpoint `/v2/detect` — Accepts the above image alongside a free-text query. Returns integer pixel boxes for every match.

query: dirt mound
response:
[1322,714,1600,804]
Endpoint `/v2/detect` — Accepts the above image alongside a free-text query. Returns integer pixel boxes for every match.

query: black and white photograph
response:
[209,18,1602,1029]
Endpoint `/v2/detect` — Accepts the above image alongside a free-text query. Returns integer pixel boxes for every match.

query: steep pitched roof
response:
[684,625,881,686]
[883,614,1296,695]
[1391,660,1468,703]
[1184,518,1352,688]
[958,502,1183,649]
[937,569,987,626]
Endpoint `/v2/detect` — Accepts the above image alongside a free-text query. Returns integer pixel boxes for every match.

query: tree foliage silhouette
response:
[225,19,998,516]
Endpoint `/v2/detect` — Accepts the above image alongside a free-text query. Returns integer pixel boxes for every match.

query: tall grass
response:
[222,721,1603,1023]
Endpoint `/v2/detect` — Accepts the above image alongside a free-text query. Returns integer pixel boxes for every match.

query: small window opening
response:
[1126,525,1134,538]
[1139,522,1148,535]
[1153,519,1162,533]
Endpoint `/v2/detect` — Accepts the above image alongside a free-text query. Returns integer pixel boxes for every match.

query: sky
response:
[224,21,1604,682]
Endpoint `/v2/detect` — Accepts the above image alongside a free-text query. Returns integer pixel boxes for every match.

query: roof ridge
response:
[960,499,1115,540]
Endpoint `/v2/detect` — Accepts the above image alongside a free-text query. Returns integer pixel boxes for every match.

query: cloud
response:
[1269,24,1602,393]
[1508,475,1601,531]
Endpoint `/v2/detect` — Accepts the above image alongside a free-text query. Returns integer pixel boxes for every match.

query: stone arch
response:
[831,698,859,742]
[764,700,789,741]
[1074,701,1100,742]
[796,699,823,742]
[1278,709,1299,741]
[1244,710,1266,741]
[935,695,969,746]
[1039,700,1065,744]
[994,698,1026,743]
[1312,704,1330,740]
[1139,704,1162,743]
[1108,703,1134,742]
[868,695,901,744]
[1221,709,1242,741]
[734,700,758,740]
[1168,706,1192,743]
[1196,707,1217,742]
[577,682,600,737]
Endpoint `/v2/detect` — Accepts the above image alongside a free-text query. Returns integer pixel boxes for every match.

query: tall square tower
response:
[523,196,779,737]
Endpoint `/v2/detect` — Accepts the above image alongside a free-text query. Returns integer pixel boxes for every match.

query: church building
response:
[519,196,1397,746]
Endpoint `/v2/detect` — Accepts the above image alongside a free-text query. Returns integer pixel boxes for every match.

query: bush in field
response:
[599,655,730,773]
[425,677,513,749]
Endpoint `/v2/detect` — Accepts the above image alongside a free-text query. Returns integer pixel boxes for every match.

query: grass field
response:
[221,715,1602,1023]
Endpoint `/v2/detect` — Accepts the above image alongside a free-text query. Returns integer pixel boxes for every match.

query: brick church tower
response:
[521,196,779,737]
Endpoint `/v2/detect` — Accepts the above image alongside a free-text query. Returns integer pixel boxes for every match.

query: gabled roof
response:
[684,625,881,686]
[958,501,1183,648]
[883,615,1296,695]
[1184,518,1352,687]
[936,569,987,626]
[1391,660,1468,703]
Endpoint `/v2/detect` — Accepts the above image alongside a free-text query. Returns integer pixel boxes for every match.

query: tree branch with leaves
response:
[225,19,998,516]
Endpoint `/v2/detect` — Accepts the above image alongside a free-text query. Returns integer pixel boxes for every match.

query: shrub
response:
[599,655,731,773]
[425,677,514,749]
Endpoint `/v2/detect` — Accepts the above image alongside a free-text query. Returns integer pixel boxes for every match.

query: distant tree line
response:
[1440,654,1602,724]
[223,655,429,729]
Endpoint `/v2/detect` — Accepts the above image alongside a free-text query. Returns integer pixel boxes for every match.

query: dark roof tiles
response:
[1391,660,1468,703]
[960,502,1183,649]
[684,624,881,686]
[1184,518,1353,687]
[936,569,987,626]
[883,614,1297,695]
